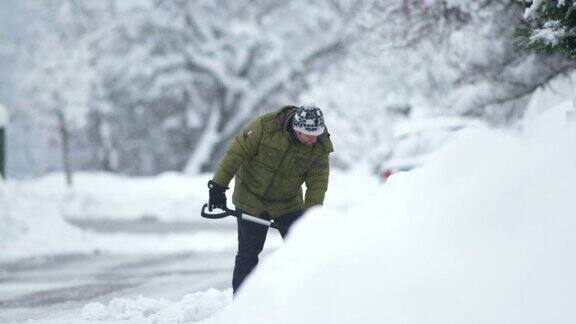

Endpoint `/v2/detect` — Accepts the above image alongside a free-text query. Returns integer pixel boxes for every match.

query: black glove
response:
[208,180,228,211]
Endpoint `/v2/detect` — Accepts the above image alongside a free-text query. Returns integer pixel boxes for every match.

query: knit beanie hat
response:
[292,105,325,136]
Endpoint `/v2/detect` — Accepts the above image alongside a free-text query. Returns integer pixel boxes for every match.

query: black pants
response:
[232,210,303,293]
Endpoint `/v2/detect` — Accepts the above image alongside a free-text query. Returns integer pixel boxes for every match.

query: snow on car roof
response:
[380,150,440,170]
[393,115,485,139]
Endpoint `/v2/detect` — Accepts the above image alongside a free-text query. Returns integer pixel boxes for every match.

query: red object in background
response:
[380,169,393,181]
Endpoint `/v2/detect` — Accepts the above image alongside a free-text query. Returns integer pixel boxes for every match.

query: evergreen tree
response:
[515,0,576,59]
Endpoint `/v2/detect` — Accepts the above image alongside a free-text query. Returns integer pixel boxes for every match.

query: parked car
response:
[378,115,486,181]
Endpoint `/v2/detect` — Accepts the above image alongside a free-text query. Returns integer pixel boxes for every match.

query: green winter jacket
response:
[212,106,333,219]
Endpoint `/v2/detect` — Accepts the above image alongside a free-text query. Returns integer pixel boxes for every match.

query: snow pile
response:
[0,173,242,260]
[62,172,212,221]
[200,104,576,324]
[0,178,96,259]
[523,70,575,131]
[81,289,231,323]
[0,181,27,244]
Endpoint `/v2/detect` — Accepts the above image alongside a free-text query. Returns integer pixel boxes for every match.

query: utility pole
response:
[0,103,7,179]
[0,127,4,179]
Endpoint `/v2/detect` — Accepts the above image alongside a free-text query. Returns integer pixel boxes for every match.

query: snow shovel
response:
[201,203,279,229]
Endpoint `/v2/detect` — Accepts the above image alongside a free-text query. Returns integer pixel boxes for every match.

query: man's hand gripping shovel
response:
[201,204,278,229]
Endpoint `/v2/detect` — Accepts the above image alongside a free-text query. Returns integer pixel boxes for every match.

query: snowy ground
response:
[1,101,575,323]
[0,251,234,323]
[0,167,378,323]
[0,170,286,323]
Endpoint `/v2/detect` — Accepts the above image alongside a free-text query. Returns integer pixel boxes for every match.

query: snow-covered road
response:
[0,250,234,323]
[0,221,240,323]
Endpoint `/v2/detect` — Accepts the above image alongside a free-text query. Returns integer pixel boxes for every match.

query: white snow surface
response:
[62,172,212,221]
[0,172,242,261]
[80,289,231,323]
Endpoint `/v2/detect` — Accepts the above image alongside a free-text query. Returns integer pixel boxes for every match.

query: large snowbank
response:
[199,104,576,323]
[62,172,212,221]
[523,71,575,131]
[0,177,91,259]
[0,172,244,261]
[0,182,27,244]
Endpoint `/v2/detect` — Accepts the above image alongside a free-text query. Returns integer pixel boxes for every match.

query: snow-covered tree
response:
[344,0,576,124]
[14,0,110,185]
[515,0,576,59]
[299,0,576,171]
[13,0,361,176]
[300,57,396,170]
[91,0,361,174]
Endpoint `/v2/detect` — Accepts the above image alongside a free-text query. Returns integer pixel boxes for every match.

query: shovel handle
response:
[200,203,239,219]
[200,203,277,229]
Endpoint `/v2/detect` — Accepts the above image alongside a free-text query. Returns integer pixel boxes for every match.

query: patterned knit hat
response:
[292,105,325,136]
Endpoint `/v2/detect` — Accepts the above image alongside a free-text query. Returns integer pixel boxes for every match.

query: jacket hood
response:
[274,106,299,131]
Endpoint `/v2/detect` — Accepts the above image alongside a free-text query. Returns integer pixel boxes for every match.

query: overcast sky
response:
[0,0,23,38]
